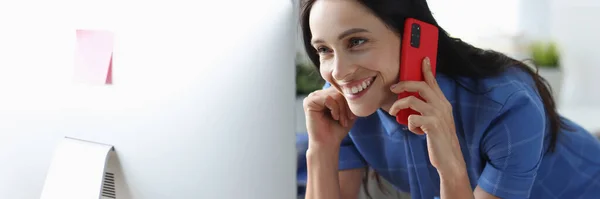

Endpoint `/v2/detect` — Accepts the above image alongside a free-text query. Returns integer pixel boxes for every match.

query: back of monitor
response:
[0,0,296,198]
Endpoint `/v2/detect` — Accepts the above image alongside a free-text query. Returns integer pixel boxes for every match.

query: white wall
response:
[550,0,600,107]
[428,0,520,55]
[549,0,600,132]
[518,0,552,40]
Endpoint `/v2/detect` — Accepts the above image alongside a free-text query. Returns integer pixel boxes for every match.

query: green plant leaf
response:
[529,41,560,68]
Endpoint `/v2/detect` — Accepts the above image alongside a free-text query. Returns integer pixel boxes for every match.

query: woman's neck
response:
[380,92,397,114]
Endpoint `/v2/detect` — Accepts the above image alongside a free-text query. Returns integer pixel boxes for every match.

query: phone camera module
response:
[410,23,421,48]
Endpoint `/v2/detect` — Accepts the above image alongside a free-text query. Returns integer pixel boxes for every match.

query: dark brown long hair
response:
[300,0,570,197]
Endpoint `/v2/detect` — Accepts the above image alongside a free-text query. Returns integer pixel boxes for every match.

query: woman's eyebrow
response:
[311,28,370,45]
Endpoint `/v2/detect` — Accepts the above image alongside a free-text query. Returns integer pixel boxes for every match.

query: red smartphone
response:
[396,18,439,126]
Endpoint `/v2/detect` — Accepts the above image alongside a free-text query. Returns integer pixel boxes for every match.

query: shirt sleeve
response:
[477,90,546,199]
[322,82,368,170]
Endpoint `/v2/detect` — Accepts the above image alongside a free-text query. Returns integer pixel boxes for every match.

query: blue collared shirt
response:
[297,67,600,199]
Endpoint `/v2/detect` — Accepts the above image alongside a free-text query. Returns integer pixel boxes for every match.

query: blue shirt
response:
[296,67,600,199]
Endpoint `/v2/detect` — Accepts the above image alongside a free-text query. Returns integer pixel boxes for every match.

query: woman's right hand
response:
[303,87,356,148]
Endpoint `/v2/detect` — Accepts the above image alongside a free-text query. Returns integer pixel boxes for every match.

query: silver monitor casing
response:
[0,1,297,198]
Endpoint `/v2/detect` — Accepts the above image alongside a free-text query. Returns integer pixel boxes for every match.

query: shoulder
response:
[484,67,546,122]
[465,67,547,154]
[469,68,549,198]
[441,66,548,148]
[449,66,545,113]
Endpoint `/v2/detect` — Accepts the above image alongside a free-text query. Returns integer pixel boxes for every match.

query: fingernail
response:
[390,84,397,89]
[423,58,431,71]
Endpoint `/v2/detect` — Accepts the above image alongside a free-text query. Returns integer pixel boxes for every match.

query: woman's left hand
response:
[389,57,466,174]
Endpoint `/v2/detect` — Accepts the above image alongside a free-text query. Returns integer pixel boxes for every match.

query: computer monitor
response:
[0,1,297,198]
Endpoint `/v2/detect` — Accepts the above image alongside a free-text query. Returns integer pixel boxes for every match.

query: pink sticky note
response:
[106,53,113,84]
[74,30,114,85]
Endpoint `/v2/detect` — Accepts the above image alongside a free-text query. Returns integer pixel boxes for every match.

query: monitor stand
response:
[40,137,117,199]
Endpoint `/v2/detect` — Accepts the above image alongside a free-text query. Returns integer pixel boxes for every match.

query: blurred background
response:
[295,0,600,198]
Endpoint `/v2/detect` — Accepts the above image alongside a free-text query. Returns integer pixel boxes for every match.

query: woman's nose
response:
[331,55,355,81]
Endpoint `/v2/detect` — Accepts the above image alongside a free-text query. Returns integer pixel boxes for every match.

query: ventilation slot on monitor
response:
[101,172,116,199]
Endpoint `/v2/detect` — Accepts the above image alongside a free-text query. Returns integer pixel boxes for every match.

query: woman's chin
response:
[348,104,379,118]
[346,90,385,117]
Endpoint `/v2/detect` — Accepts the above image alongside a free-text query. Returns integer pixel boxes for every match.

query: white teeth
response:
[344,77,374,95]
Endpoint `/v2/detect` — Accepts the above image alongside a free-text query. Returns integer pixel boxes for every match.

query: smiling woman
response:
[297,0,600,199]
[307,2,402,117]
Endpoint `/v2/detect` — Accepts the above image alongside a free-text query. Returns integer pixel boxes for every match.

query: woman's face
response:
[309,0,401,117]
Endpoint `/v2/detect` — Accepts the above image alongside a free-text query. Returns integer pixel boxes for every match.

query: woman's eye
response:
[316,46,331,54]
[349,38,367,47]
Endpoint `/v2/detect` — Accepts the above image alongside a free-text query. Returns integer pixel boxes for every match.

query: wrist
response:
[438,160,474,199]
[438,161,468,180]
[306,145,340,171]
[308,138,341,152]
[307,143,340,157]
[305,140,342,199]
